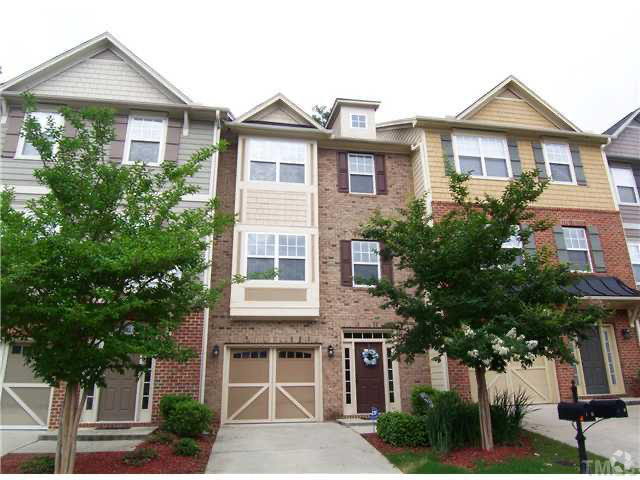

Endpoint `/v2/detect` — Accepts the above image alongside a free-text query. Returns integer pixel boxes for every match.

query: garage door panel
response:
[275,386,315,419]
[11,387,50,423]
[232,388,269,421]
[276,349,314,383]
[1,393,39,426]
[229,350,269,384]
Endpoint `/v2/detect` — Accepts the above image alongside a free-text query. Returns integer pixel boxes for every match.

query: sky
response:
[1,0,639,133]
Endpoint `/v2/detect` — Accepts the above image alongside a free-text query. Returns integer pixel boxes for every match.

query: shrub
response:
[174,437,201,457]
[147,430,176,445]
[20,456,55,474]
[159,394,193,422]
[164,399,213,437]
[423,390,474,453]
[410,385,441,416]
[122,447,158,466]
[376,412,428,447]
[490,390,532,444]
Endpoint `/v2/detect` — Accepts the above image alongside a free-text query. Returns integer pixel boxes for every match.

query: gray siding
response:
[620,204,640,226]
[607,126,640,159]
[624,228,640,241]
[177,120,214,195]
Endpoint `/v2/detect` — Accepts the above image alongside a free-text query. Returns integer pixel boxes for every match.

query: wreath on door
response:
[361,348,380,366]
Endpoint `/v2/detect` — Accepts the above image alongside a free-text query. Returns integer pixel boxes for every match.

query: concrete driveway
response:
[1,430,42,456]
[206,422,398,474]
[525,404,640,468]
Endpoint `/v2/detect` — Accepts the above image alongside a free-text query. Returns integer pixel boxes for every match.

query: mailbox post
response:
[572,382,589,475]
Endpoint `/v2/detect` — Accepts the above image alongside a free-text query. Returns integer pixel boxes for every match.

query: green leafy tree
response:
[0,95,234,473]
[360,170,608,450]
[311,105,330,127]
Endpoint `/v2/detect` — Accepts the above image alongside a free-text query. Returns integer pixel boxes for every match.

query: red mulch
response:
[0,432,215,474]
[362,433,534,470]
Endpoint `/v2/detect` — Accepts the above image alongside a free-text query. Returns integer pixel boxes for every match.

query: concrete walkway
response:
[206,422,398,474]
[1,430,42,455]
[524,404,640,468]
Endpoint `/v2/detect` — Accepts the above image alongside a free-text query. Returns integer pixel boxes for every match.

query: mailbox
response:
[558,402,596,422]
[590,399,628,419]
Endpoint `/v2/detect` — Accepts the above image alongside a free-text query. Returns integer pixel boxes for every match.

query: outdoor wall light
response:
[621,328,631,340]
[328,345,335,358]
[212,345,220,357]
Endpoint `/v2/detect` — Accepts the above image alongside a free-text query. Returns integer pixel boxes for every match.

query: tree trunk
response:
[54,384,88,474]
[475,367,494,451]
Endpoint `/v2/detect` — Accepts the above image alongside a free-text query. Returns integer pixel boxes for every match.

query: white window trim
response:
[627,241,640,286]
[452,132,512,180]
[563,227,593,273]
[351,240,381,287]
[122,112,168,166]
[611,164,640,206]
[245,232,307,283]
[15,111,64,160]
[350,113,367,129]
[247,138,307,185]
[347,153,376,195]
[542,140,577,185]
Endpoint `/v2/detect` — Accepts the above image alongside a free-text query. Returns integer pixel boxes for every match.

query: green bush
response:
[490,390,532,444]
[410,385,441,416]
[423,390,478,453]
[376,412,428,447]
[147,430,176,445]
[159,394,193,422]
[174,437,200,457]
[122,447,158,466]
[164,399,213,437]
[20,456,55,474]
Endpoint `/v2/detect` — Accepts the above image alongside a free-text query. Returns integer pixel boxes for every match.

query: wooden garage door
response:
[224,347,318,423]
[469,357,559,404]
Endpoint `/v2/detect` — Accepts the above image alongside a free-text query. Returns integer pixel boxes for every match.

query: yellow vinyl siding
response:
[426,130,615,211]
[469,97,560,130]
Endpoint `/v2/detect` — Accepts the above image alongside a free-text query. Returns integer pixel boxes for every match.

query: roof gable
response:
[457,76,580,132]
[604,107,640,137]
[236,93,324,129]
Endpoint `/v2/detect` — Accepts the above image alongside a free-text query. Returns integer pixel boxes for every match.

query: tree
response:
[360,170,608,450]
[311,105,330,127]
[0,95,234,473]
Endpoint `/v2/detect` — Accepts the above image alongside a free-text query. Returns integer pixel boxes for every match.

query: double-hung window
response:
[247,233,306,281]
[351,241,380,286]
[562,227,592,272]
[124,114,167,165]
[348,153,375,194]
[543,142,575,184]
[501,228,523,266]
[351,114,367,129]
[16,111,64,159]
[454,134,511,178]
[611,164,639,204]
[627,242,640,285]
[248,138,306,184]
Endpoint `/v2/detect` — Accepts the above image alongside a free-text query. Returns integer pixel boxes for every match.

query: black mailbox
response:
[558,402,596,422]
[590,399,628,419]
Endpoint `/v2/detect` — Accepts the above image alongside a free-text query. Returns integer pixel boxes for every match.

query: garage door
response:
[469,357,559,404]
[223,347,320,423]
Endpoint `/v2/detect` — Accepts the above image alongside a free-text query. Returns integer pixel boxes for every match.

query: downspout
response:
[198,110,222,403]
[600,137,617,211]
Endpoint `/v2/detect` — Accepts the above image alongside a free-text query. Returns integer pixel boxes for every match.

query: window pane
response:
[248,233,275,256]
[351,115,366,128]
[633,265,640,283]
[618,186,637,203]
[456,135,481,157]
[280,163,305,183]
[21,142,40,156]
[279,259,305,281]
[21,112,63,156]
[279,235,305,257]
[568,250,591,272]
[350,174,375,193]
[129,140,160,164]
[550,163,573,182]
[459,156,482,175]
[247,257,275,278]
[353,264,379,285]
[628,244,640,263]
[481,137,505,158]
[545,143,571,165]
[352,241,379,263]
[250,161,277,181]
[130,117,164,141]
[348,154,374,174]
[485,158,509,177]
[563,228,589,250]
[612,166,636,187]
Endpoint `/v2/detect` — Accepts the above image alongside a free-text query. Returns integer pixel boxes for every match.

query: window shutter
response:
[631,165,640,194]
[440,133,455,175]
[337,152,349,192]
[507,138,522,177]
[374,154,388,194]
[379,241,394,283]
[1,108,25,158]
[340,240,353,286]
[164,119,182,162]
[532,142,547,179]
[569,144,587,186]
[587,226,606,272]
[553,225,570,263]
[110,114,129,162]
[520,223,536,256]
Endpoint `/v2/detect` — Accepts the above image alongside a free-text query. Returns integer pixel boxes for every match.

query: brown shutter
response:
[164,118,181,162]
[110,114,129,162]
[337,152,349,192]
[2,108,25,158]
[340,240,353,286]
[374,154,388,194]
[379,241,393,283]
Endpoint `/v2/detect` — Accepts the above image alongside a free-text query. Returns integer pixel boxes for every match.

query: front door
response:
[97,360,139,422]
[355,343,386,414]
[579,327,609,395]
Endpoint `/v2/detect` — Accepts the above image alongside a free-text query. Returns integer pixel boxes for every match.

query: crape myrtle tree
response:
[0,95,234,473]
[360,170,609,450]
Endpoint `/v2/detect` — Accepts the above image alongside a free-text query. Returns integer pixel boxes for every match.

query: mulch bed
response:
[0,431,216,474]
[362,432,534,470]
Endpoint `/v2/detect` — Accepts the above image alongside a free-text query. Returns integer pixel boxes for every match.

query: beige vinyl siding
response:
[245,190,308,226]
[426,129,616,210]
[428,351,448,391]
[469,97,560,130]
[177,120,214,195]
[411,148,426,198]
[248,103,309,126]
[0,119,5,155]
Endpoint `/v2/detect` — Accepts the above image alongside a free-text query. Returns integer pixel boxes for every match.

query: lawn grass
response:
[385,431,633,474]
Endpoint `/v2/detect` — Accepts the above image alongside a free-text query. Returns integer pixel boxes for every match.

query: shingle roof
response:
[603,108,640,135]
[566,275,640,297]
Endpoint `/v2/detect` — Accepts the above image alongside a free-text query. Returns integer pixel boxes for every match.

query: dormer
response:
[327,98,380,140]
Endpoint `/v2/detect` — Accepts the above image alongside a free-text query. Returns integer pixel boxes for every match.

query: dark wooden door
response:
[355,343,386,414]
[98,358,139,421]
[579,327,609,395]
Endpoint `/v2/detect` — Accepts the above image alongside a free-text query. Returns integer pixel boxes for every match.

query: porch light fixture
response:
[212,345,220,357]
[621,328,631,340]
[327,345,335,358]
